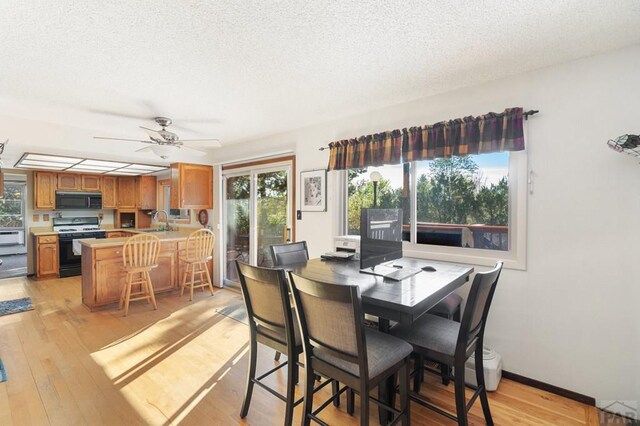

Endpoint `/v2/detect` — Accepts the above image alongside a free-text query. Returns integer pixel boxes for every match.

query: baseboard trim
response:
[502,370,596,406]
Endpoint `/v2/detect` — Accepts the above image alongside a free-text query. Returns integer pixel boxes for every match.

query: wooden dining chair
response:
[418,292,463,387]
[269,241,309,267]
[235,261,303,426]
[288,271,412,426]
[179,228,215,301]
[119,233,161,316]
[391,262,504,426]
[269,241,309,361]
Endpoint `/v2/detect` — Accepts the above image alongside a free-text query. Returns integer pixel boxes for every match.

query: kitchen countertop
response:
[31,227,198,237]
[79,229,196,248]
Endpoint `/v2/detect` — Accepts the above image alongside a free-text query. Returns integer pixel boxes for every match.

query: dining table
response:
[291,256,474,423]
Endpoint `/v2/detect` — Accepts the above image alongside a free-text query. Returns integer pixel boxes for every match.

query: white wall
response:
[212,45,640,412]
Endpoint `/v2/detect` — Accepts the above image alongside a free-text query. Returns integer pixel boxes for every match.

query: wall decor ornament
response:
[300,169,326,212]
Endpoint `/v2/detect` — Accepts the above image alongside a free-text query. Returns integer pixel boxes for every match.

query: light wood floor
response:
[0,275,602,425]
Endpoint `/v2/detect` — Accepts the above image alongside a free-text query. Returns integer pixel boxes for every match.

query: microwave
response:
[55,191,103,210]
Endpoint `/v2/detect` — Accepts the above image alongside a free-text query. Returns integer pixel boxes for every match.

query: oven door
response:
[58,232,106,277]
[58,237,82,277]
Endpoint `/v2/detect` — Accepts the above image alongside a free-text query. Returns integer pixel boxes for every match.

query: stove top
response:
[52,216,104,234]
[55,226,104,234]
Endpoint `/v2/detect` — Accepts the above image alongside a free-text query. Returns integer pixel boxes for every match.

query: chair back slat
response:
[235,261,294,345]
[123,233,161,268]
[288,272,365,365]
[184,229,215,261]
[270,241,309,267]
[458,262,503,350]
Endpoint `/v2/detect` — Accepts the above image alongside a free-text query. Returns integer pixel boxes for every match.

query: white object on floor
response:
[460,346,502,391]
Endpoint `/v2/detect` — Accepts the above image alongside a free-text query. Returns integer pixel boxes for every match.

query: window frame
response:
[340,150,528,270]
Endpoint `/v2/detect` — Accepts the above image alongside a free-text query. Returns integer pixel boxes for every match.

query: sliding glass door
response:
[223,159,293,286]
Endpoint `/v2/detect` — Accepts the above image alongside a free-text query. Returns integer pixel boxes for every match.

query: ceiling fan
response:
[93,117,221,159]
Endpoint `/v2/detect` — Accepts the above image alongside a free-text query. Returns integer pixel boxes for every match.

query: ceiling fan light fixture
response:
[150,144,179,159]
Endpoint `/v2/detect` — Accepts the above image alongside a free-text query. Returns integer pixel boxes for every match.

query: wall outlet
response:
[297,210,302,220]
[97,213,104,220]
[43,214,49,222]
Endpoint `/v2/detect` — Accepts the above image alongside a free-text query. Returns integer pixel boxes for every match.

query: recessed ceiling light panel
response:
[14,152,169,175]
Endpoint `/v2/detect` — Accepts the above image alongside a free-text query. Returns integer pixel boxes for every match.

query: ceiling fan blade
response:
[179,145,209,157]
[135,146,154,153]
[180,139,222,148]
[140,126,163,140]
[94,136,153,143]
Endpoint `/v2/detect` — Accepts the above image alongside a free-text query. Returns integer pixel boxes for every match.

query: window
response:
[157,179,191,222]
[0,182,25,228]
[345,151,527,269]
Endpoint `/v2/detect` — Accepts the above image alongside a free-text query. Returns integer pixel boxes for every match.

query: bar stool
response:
[179,229,215,301]
[119,233,161,316]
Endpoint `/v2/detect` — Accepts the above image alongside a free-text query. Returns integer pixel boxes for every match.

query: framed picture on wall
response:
[300,169,326,212]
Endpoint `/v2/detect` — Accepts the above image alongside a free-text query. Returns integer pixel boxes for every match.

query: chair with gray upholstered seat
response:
[270,241,309,267]
[390,262,503,426]
[269,241,309,364]
[420,292,463,387]
[235,260,303,426]
[288,271,412,426]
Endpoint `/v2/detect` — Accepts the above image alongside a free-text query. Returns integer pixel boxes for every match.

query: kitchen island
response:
[80,230,210,311]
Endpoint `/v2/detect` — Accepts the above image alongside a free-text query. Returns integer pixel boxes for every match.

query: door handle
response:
[285,227,291,243]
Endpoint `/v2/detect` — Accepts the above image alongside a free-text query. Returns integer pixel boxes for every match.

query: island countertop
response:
[79,230,196,248]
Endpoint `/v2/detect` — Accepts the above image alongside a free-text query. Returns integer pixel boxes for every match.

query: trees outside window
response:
[0,183,25,228]
[346,153,510,251]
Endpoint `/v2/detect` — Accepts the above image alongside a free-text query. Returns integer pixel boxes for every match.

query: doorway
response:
[0,174,28,279]
[222,157,295,287]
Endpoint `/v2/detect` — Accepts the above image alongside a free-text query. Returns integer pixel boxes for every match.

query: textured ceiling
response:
[1,1,640,164]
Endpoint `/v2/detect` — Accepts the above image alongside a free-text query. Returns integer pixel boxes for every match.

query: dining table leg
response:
[378,318,395,424]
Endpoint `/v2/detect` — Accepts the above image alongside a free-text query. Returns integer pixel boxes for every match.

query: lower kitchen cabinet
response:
[82,241,179,309]
[36,235,59,279]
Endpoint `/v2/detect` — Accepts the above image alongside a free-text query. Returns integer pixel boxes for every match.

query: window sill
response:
[403,242,526,271]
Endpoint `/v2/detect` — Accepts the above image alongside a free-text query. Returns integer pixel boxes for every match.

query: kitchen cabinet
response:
[170,163,213,209]
[136,175,157,210]
[57,173,80,191]
[81,175,101,191]
[94,248,128,305]
[34,172,57,210]
[149,244,177,293]
[83,241,178,309]
[118,176,156,210]
[117,176,137,208]
[36,235,58,279]
[101,176,118,208]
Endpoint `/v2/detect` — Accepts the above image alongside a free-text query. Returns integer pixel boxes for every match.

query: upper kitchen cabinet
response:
[136,175,157,210]
[57,173,80,191]
[101,176,118,208]
[117,175,157,210]
[117,176,137,209]
[170,163,213,209]
[34,171,56,210]
[81,174,101,191]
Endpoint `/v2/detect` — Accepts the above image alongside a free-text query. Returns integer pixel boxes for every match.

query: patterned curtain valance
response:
[327,107,526,170]
[403,107,525,162]
[327,130,403,171]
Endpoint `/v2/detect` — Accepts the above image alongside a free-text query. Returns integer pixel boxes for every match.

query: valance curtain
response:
[327,130,403,171]
[327,107,525,170]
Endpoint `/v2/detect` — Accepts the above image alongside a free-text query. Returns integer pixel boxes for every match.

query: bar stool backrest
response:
[122,233,161,269]
[184,229,215,262]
